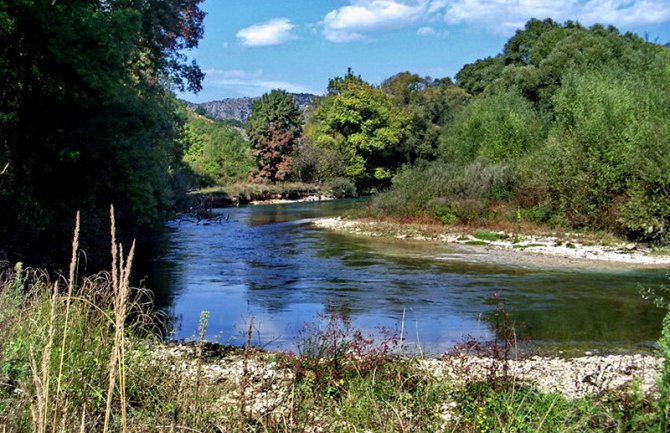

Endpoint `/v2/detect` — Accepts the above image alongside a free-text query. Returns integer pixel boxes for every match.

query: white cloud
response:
[236,18,297,47]
[444,0,670,35]
[579,0,670,26]
[416,25,449,37]
[318,0,670,42]
[417,26,437,35]
[323,0,444,42]
[203,69,321,97]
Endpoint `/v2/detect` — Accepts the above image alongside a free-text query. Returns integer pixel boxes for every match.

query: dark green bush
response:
[438,89,548,164]
[328,177,358,199]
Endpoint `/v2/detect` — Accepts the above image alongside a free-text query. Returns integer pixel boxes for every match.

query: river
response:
[148,199,667,354]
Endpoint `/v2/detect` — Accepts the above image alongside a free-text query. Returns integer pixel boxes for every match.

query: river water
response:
[149,199,667,354]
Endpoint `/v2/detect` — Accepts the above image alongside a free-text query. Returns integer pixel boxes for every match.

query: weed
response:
[464,240,489,246]
[473,230,501,241]
[285,304,400,392]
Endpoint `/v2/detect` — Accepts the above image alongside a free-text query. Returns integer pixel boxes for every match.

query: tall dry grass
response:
[0,206,139,432]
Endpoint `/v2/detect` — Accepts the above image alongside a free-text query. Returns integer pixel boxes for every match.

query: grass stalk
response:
[194,310,209,424]
[238,318,254,431]
[52,211,80,432]
[103,205,134,433]
[28,282,58,433]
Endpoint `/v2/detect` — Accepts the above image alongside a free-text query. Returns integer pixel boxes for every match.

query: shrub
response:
[328,177,358,199]
[290,141,347,183]
[371,158,517,224]
[286,305,399,392]
[438,89,548,164]
[539,66,670,241]
[430,199,458,225]
[371,163,453,217]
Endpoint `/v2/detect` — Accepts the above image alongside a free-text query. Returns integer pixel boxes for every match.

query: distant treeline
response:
[185,19,670,243]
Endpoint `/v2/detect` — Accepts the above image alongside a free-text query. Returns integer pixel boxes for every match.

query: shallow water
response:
[148,199,667,354]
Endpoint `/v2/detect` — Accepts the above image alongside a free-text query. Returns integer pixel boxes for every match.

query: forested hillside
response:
[185,93,315,124]
[180,108,253,186]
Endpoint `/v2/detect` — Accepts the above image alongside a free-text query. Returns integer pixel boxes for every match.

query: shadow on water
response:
[145,199,667,354]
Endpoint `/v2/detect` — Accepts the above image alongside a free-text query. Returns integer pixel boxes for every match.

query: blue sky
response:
[178,0,670,103]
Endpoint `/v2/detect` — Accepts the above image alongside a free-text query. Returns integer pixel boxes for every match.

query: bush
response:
[430,199,458,225]
[539,66,670,240]
[371,159,516,225]
[438,89,548,164]
[370,163,453,218]
[328,177,358,199]
[290,141,347,183]
[284,305,399,394]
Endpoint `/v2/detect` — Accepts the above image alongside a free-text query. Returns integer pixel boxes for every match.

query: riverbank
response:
[145,341,664,429]
[313,217,670,268]
[155,341,662,403]
[186,182,335,208]
[2,255,669,432]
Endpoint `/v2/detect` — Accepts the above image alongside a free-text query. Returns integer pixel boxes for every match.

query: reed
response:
[52,211,80,431]
[103,206,135,433]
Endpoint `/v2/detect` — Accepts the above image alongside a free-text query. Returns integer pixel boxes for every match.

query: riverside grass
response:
[0,213,669,431]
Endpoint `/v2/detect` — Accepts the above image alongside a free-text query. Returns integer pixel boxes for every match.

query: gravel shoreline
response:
[313,217,670,268]
[250,194,334,205]
[149,342,663,421]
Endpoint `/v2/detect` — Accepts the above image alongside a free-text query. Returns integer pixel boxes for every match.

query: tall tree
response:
[0,0,205,266]
[306,70,410,190]
[382,72,469,162]
[245,90,302,182]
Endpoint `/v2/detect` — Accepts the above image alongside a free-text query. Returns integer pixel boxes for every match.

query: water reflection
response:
[148,199,666,353]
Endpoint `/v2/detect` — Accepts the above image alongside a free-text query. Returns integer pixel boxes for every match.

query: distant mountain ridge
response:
[184,93,316,124]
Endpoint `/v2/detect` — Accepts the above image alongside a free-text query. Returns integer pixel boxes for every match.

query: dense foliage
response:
[364,19,670,244]
[246,90,302,182]
[0,0,204,266]
[304,70,411,191]
[181,108,253,186]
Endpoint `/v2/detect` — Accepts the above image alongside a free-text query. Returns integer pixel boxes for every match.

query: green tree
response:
[455,57,504,96]
[181,108,253,185]
[541,62,670,239]
[456,19,651,108]
[382,72,469,162]
[0,0,204,266]
[439,89,547,164]
[306,70,410,190]
[246,90,302,182]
